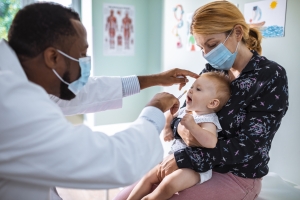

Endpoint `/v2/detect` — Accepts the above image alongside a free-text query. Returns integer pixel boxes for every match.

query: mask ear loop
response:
[52,69,70,85]
[57,50,79,62]
[53,50,80,86]
[223,28,234,44]
[235,41,240,52]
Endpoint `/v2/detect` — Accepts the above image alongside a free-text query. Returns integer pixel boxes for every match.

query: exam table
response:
[57,123,300,200]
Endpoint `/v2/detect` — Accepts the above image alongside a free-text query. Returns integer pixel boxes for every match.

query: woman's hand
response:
[156,154,178,182]
[177,122,202,147]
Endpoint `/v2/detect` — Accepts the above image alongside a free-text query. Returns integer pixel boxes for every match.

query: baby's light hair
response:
[201,71,231,112]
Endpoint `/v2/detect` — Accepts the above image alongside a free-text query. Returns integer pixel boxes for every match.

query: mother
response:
[115,1,289,199]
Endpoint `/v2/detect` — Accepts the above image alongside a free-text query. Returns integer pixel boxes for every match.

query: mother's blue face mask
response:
[202,29,239,70]
[53,50,91,95]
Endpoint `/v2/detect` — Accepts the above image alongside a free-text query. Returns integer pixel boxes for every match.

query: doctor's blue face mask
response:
[202,29,239,70]
[52,50,91,95]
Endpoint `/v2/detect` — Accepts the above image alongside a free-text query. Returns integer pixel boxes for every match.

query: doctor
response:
[0,3,198,200]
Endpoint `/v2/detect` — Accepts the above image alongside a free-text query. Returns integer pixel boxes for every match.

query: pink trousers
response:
[113,171,262,200]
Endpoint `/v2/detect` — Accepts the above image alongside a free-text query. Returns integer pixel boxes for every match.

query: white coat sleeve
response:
[50,76,124,115]
[0,71,164,189]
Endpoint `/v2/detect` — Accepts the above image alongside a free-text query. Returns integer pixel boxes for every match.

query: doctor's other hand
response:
[138,68,199,91]
[146,92,179,115]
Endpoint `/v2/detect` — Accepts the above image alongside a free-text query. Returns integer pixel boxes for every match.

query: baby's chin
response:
[186,105,192,110]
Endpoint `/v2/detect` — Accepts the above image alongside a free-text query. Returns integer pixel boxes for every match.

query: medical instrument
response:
[177,90,187,99]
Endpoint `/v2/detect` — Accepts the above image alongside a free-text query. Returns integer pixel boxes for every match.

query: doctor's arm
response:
[51,68,198,115]
[0,71,180,189]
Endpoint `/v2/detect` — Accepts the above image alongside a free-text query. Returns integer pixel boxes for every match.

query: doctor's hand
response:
[146,92,179,115]
[138,68,199,91]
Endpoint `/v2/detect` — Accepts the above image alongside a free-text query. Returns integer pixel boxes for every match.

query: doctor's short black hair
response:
[8,2,80,58]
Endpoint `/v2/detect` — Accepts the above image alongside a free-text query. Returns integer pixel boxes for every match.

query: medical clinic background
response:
[1,0,299,191]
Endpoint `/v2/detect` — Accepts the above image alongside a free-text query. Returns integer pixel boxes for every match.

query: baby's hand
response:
[163,127,174,142]
[180,114,196,130]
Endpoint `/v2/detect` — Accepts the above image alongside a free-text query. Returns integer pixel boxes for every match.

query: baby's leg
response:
[127,165,160,200]
[142,168,200,200]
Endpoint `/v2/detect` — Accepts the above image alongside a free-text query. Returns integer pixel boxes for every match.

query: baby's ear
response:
[207,99,220,109]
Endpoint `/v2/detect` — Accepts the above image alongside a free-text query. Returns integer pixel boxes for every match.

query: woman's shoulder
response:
[241,51,287,83]
[255,52,286,76]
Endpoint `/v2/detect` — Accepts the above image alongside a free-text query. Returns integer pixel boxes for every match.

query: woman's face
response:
[194,32,237,55]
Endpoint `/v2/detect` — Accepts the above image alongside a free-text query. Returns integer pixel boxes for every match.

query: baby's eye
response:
[196,88,201,91]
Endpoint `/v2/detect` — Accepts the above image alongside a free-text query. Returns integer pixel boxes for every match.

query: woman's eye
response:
[208,44,216,48]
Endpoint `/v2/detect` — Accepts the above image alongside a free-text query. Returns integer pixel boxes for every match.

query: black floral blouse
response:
[173,50,289,178]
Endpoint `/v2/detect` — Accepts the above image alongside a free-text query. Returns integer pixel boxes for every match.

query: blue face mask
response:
[53,50,91,95]
[202,30,239,70]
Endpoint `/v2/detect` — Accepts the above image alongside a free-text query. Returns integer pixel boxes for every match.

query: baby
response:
[127,71,231,200]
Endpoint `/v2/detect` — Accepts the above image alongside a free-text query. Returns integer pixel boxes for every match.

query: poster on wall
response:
[171,4,185,49]
[244,0,287,38]
[103,4,135,56]
[186,13,201,52]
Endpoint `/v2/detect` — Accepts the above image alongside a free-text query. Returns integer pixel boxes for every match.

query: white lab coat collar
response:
[0,39,27,80]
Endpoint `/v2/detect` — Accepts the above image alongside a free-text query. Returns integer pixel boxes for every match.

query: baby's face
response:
[186,75,218,112]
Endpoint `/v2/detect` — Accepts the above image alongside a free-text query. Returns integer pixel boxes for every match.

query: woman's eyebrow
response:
[204,38,216,45]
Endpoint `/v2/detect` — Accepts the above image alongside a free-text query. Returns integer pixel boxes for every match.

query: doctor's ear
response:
[43,47,61,70]
[233,25,243,42]
[207,99,220,109]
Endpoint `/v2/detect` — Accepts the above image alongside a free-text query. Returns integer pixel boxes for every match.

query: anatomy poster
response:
[103,4,135,56]
[244,0,287,37]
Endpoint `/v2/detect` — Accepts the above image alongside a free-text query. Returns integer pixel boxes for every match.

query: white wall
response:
[82,0,163,126]
[163,0,300,185]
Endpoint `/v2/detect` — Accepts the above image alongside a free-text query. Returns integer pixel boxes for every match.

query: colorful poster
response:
[244,0,287,38]
[103,4,134,56]
[172,4,184,49]
[186,13,201,52]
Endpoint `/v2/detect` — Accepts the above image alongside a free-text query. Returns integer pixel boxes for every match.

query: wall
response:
[163,0,300,185]
[86,0,163,125]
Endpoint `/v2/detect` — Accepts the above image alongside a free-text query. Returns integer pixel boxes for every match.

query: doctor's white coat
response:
[0,39,164,200]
